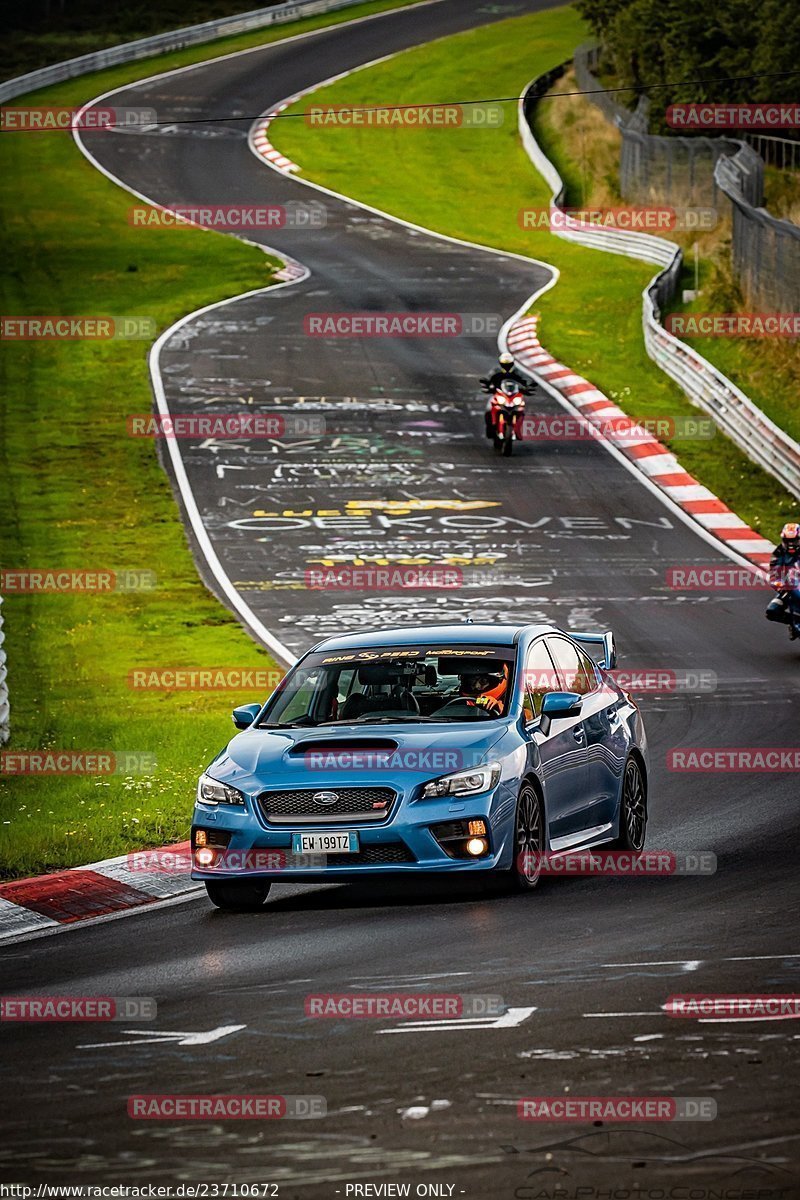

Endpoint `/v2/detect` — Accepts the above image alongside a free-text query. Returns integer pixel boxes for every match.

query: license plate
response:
[291,831,359,854]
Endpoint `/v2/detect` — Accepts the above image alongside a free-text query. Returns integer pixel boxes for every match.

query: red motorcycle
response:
[483,377,530,456]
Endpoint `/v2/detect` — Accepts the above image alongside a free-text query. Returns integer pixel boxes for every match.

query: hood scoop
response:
[289,737,399,757]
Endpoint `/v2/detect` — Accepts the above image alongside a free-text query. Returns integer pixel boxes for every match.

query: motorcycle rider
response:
[480,353,533,438]
[765,522,800,639]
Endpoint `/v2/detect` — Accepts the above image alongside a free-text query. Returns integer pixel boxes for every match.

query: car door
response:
[546,636,619,839]
[574,644,627,828]
[522,637,590,846]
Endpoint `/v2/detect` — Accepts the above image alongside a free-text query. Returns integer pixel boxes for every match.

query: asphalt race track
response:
[1,1,799,1194]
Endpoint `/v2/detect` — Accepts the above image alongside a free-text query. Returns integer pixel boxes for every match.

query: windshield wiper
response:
[257,718,319,729]
[350,715,446,724]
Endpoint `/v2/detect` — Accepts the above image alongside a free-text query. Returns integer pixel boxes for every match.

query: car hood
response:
[209,721,509,793]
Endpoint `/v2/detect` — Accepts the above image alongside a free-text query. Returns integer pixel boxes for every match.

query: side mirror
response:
[232,702,261,729]
[540,691,582,735]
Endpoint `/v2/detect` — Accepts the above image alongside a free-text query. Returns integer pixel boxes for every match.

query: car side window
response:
[523,639,560,721]
[278,671,320,722]
[337,668,357,704]
[578,649,599,692]
[547,638,597,696]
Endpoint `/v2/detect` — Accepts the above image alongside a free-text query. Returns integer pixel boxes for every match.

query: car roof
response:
[311,623,553,652]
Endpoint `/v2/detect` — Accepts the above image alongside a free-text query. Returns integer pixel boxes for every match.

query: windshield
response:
[499,379,520,395]
[259,644,516,727]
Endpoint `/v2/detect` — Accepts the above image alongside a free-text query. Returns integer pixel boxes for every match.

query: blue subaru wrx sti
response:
[192,623,648,910]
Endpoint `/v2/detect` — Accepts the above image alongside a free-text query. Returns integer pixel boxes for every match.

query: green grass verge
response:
[665,261,800,449]
[272,5,798,536]
[0,0,427,880]
[0,108,280,881]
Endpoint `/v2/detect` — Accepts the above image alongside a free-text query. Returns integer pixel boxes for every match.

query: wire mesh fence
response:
[573,44,799,315]
[716,148,800,313]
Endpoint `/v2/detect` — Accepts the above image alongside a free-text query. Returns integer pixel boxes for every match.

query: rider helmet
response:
[780,522,799,554]
[498,353,514,373]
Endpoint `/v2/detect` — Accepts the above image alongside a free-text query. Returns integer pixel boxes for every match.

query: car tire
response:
[609,756,647,852]
[205,880,272,911]
[508,782,545,892]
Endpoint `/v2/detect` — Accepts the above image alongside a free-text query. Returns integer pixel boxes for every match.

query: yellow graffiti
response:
[305,554,503,567]
[251,499,500,519]
[343,499,499,515]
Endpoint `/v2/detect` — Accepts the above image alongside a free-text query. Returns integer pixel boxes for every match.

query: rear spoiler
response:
[568,630,617,671]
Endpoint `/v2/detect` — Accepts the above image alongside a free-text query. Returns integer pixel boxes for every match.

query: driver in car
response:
[457,665,509,715]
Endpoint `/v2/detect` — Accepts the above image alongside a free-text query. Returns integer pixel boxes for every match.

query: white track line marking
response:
[600,955,800,967]
[378,1006,537,1033]
[79,1023,246,1049]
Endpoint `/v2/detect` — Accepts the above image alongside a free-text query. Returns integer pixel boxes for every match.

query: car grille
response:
[257,785,396,825]
[327,842,416,866]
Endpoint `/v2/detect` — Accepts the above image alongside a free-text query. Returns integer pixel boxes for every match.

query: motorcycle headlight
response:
[197,772,246,807]
[421,762,501,799]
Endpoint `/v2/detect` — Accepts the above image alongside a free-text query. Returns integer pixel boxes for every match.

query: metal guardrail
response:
[0,596,8,745]
[518,76,800,501]
[714,146,800,313]
[741,133,800,171]
[0,0,381,102]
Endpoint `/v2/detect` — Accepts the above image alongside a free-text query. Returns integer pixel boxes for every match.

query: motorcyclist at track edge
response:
[765,521,800,640]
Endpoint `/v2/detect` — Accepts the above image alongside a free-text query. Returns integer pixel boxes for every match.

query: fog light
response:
[195,846,216,867]
[195,829,208,847]
[468,820,487,837]
[465,837,489,857]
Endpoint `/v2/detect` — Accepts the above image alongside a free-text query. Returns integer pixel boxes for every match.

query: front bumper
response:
[190,783,516,881]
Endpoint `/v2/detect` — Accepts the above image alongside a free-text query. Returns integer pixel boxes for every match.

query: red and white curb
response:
[250,99,301,173]
[248,53,397,176]
[507,316,774,570]
[0,842,199,940]
[274,260,308,282]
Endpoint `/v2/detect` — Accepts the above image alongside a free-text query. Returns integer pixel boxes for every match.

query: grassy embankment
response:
[0,0,428,879]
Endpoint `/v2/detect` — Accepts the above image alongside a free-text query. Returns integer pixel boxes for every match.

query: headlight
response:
[197,772,245,806]
[421,762,501,799]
